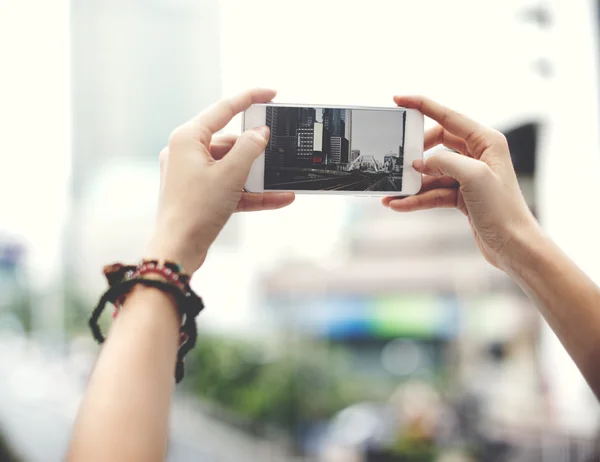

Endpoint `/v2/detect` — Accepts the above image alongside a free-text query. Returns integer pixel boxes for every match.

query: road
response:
[265,169,402,192]
[0,335,307,462]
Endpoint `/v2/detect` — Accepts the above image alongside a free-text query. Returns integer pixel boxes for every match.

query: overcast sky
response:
[350,109,405,161]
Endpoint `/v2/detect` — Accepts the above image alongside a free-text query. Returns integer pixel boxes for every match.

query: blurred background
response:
[1,0,600,460]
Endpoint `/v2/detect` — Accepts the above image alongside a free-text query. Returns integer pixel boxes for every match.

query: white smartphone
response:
[243,103,423,196]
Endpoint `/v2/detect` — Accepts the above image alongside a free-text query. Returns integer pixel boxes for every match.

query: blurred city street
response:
[3,0,600,460]
[0,336,305,462]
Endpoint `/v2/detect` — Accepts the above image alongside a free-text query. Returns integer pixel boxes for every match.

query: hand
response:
[146,89,295,273]
[383,96,539,270]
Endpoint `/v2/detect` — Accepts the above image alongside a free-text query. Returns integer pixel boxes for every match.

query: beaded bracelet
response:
[109,261,191,321]
[89,259,204,383]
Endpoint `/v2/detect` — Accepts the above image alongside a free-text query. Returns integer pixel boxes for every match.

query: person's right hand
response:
[146,89,294,274]
[382,96,540,270]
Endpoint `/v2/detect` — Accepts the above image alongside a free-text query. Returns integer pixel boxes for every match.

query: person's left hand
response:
[146,89,294,273]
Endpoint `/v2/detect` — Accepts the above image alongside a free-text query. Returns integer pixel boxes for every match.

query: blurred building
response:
[4,0,600,460]
[70,0,221,195]
[68,0,225,297]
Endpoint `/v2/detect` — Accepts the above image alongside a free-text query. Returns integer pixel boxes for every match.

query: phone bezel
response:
[243,102,423,196]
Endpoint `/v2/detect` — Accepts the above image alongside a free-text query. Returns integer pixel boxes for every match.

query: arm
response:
[67,285,180,462]
[67,88,294,462]
[384,95,600,398]
[506,228,600,396]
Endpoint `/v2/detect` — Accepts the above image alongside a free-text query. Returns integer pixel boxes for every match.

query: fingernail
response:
[253,125,270,141]
[413,159,425,170]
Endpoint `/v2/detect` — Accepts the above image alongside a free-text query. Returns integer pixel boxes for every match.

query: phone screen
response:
[264,106,407,192]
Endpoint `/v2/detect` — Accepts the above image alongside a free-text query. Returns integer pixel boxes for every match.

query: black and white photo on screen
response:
[264,107,406,192]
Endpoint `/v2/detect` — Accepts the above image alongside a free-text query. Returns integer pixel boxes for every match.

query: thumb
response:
[417,150,492,186]
[221,126,270,183]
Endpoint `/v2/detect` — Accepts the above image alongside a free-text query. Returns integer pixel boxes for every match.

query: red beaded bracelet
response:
[91,259,203,383]
[135,262,187,291]
[106,261,191,333]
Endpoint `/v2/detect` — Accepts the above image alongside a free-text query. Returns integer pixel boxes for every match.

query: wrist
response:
[114,284,182,346]
[497,220,549,277]
[145,235,206,275]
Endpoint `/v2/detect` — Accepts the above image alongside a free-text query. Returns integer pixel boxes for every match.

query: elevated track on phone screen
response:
[264,166,402,192]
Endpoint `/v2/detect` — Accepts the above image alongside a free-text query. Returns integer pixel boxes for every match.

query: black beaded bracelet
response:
[89,277,204,383]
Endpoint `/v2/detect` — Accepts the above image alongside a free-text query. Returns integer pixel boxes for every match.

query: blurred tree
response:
[63,281,95,336]
[7,293,32,334]
[184,334,365,452]
[0,240,32,334]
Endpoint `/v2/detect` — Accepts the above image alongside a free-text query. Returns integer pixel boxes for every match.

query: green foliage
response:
[388,438,438,461]
[63,282,94,336]
[63,280,114,337]
[8,293,33,334]
[184,334,365,438]
[0,264,32,334]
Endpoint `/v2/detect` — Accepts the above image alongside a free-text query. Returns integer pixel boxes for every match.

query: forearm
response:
[504,227,600,397]
[68,285,180,462]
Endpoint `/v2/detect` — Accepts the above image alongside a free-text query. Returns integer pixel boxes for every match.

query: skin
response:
[67,89,295,462]
[383,95,600,399]
[68,91,600,461]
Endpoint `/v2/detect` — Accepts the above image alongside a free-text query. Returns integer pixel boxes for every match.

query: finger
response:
[413,150,492,185]
[236,192,295,212]
[220,126,270,184]
[424,125,468,154]
[387,188,458,212]
[382,176,457,207]
[394,95,487,142]
[184,88,276,147]
[210,134,238,160]
[421,174,459,191]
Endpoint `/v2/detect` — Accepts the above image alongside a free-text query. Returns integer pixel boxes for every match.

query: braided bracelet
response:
[89,260,204,383]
